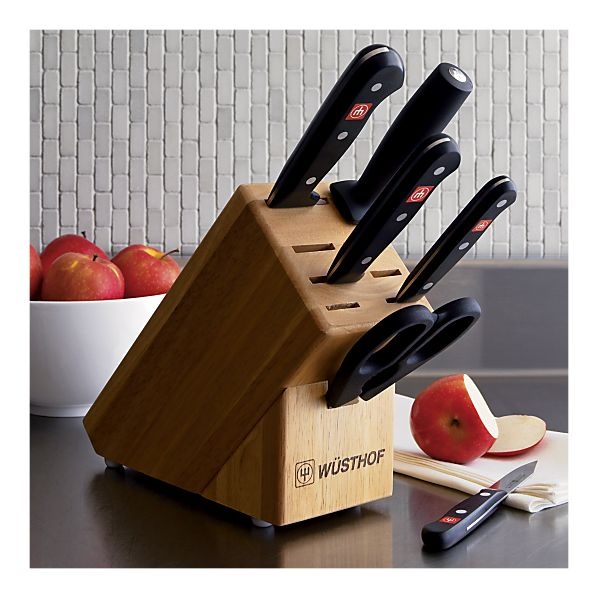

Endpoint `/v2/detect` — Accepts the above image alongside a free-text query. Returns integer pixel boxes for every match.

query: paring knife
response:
[330,62,473,223]
[326,133,461,284]
[266,44,405,208]
[395,176,517,302]
[421,461,537,551]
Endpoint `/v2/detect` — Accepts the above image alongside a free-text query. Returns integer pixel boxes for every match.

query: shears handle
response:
[326,305,435,409]
[360,297,481,400]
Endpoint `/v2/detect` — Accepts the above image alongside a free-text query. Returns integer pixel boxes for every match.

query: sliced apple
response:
[410,374,499,464]
[486,415,547,457]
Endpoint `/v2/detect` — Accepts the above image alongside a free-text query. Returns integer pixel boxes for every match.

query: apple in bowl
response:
[30,244,43,299]
[30,238,183,416]
[40,232,108,275]
[41,252,125,301]
[112,245,181,298]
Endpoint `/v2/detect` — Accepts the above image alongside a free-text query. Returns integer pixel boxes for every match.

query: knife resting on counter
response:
[421,461,537,551]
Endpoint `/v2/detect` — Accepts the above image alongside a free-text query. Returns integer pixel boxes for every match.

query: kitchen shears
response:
[326,297,481,408]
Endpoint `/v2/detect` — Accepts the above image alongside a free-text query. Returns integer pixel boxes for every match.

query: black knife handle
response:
[327,134,460,284]
[396,176,517,302]
[331,63,473,223]
[421,488,508,551]
[266,44,405,208]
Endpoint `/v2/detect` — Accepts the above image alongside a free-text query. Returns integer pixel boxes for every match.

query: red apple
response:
[486,415,547,457]
[111,245,181,298]
[30,244,43,299]
[410,374,498,464]
[41,252,125,301]
[40,232,108,275]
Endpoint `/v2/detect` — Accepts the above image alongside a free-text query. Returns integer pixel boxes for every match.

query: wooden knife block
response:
[83,182,429,526]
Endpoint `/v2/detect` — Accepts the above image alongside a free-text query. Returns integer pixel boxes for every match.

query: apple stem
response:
[81,230,87,239]
[160,248,179,260]
[92,254,98,262]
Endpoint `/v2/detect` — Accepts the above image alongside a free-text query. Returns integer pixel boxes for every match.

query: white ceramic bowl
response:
[30,294,165,417]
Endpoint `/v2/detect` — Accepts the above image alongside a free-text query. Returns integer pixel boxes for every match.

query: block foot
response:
[104,458,123,469]
[251,517,273,528]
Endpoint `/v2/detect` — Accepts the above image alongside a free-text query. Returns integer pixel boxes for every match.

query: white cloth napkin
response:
[393,394,568,512]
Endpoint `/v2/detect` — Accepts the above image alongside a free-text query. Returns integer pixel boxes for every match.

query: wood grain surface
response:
[203,382,395,526]
[83,182,428,523]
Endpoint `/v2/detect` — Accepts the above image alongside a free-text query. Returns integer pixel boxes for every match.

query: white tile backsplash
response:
[30,29,568,259]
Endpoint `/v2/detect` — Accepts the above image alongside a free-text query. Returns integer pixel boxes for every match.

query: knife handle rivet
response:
[422,282,434,290]
[496,199,507,208]
[337,132,349,140]
[433,166,446,176]
[361,257,373,265]
[456,509,468,514]
[480,491,491,496]
[458,242,470,251]
[305,177,317,185]
[396,213,408,222]
[370,83,382,92]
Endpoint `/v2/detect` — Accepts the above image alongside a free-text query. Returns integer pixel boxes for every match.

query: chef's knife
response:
[421,461,537,551]
[266,44,405,208]
[326,133,461,284]
[330,63,473,223]
[395,176,517,302]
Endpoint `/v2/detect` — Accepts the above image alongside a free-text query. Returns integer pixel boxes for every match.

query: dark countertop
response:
[30,376,567,568]
[31,262,568,567]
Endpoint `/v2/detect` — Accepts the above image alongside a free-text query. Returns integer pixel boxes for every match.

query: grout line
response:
[32,30,567,259]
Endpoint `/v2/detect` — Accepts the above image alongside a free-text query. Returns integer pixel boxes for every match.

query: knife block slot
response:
[326,302,360,311]
[309,275,329,284]
[292,242,336,253]
[83,182,427,527]
[371,268,402,278]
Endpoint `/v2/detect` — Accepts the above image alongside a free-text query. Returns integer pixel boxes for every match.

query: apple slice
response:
[486,415,547,457]
[410,374,499,464]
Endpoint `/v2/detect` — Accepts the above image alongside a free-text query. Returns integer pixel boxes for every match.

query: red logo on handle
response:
[472,219,493,233]
[345,103,373,120]
[406,186,435,203]
[439,516,461,524]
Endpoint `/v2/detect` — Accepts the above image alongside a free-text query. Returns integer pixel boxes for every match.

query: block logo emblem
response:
[472,219,493,233]
[406,186,435,203]
[345,103,373,120]
[295,460,315,487]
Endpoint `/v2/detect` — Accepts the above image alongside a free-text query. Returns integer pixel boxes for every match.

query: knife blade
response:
[266,44,405,208]
[330,62,473,223]
[395,176,517,303]
[421,461,537,551]
[326,133,460,284]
